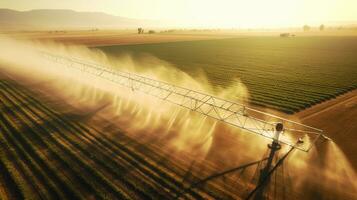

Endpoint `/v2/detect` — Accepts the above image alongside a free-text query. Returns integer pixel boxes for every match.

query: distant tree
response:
[148,30,156,34]
[303,25,311,32]
[138,27,144,34]
[319,24,325,31]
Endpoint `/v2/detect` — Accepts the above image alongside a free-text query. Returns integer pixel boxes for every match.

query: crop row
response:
[0,80,247,199]
[98,37,357,114]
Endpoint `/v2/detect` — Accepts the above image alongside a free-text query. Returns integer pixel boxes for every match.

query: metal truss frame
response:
[41,52,330,152]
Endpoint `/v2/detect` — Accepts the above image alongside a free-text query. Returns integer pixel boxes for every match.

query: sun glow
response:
[1,0,357,28]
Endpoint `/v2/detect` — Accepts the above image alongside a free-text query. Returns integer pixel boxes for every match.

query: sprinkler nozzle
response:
[297,138,304,144]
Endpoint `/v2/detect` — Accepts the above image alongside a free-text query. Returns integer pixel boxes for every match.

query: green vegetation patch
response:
[97,36,357,113]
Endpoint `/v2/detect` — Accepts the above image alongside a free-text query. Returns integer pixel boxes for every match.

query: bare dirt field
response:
[3,29,357,47]
[1,30,238,46]
[295,90,357,169]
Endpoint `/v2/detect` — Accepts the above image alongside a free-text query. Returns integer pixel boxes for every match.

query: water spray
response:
[39,51,335,199]
[0,37,354,200]
[40,51,332,151]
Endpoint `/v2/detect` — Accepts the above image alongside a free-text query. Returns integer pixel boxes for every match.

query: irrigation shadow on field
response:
[62,102,111,122]
[15,110,147,177]
[13,101,111,143]
[0,99,37,112]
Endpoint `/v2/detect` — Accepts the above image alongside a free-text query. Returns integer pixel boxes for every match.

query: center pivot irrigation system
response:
[41,51,332,199]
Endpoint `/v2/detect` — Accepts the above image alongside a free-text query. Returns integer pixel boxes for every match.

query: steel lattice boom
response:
[41,52,331,152]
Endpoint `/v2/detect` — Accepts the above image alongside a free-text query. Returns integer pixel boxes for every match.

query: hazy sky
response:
[1,0,357,28]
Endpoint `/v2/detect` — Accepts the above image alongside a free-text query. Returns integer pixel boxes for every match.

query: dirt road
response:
[295,90,357,169]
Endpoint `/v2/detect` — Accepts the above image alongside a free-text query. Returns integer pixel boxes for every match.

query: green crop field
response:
[98,36,357,114]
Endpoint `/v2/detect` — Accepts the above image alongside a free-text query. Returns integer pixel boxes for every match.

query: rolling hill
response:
[0,9,158,29]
